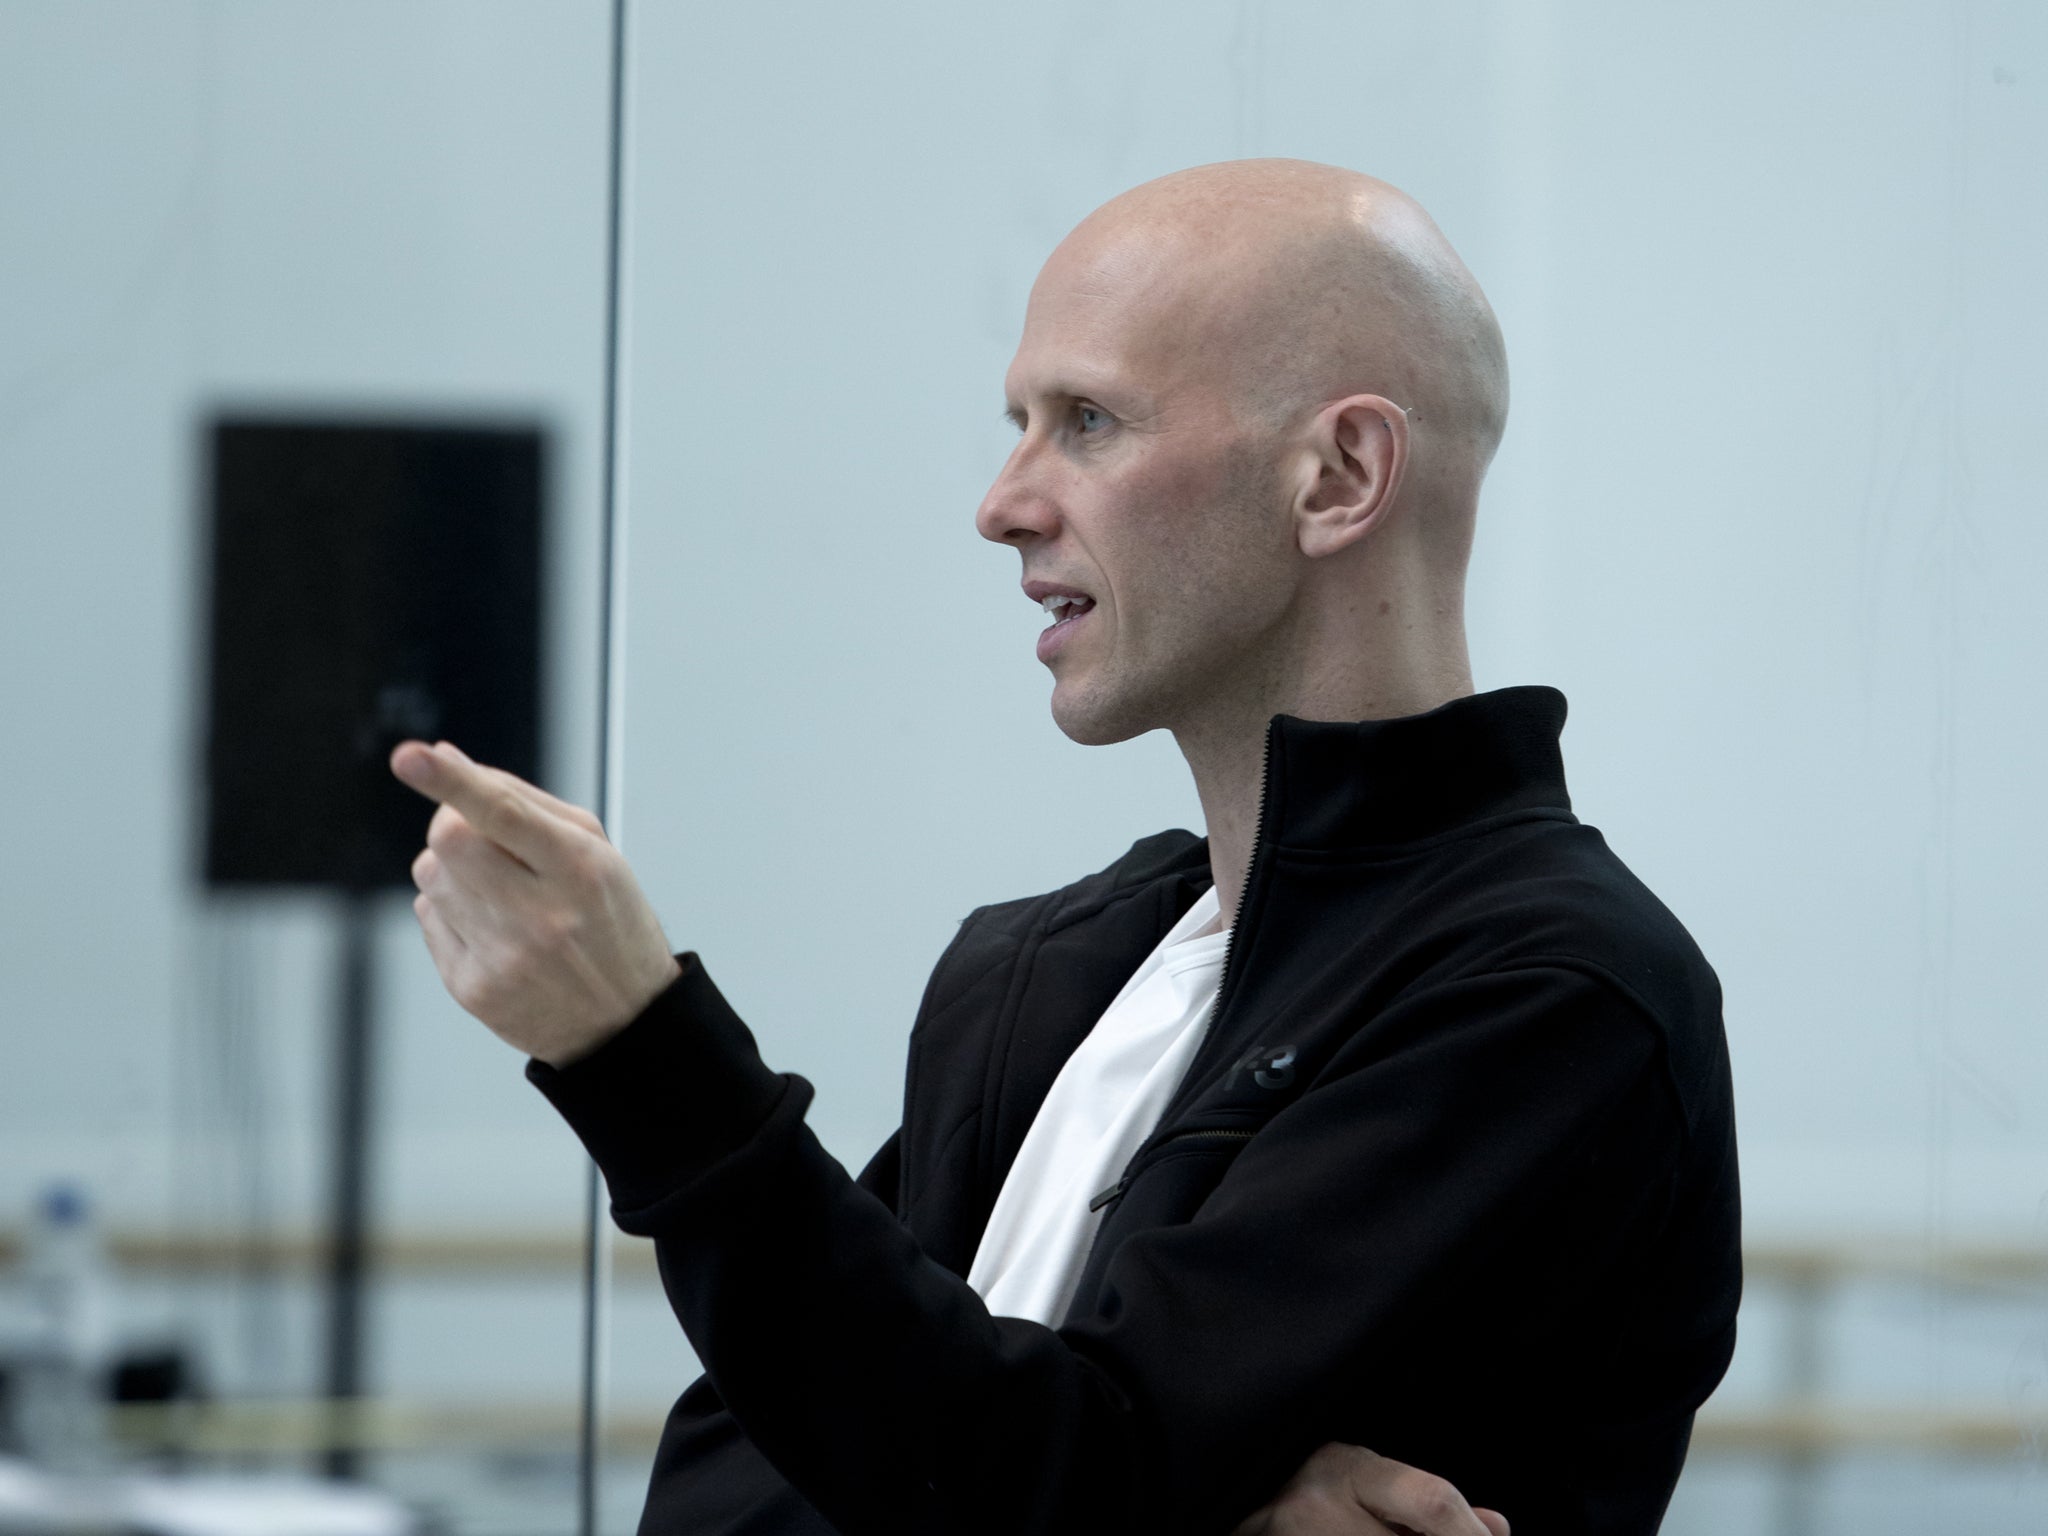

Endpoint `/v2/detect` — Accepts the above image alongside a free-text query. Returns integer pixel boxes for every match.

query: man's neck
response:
[1175,660,1474,930]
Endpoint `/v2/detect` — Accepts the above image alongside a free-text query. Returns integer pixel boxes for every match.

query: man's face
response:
[976,228,1301,746]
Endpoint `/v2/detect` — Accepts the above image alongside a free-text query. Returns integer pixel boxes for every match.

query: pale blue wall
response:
[3,2,2046,1531]
[617,0,2048,1237]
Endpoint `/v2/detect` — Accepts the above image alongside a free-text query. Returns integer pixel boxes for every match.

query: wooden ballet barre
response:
[0,1229,661,1279]
[1738,1238,2048,1291]
[6,1232,2048,1298]
[104,1398,669,1457]
[1689,1403,2036,1457]
[98,1397,2041,1460]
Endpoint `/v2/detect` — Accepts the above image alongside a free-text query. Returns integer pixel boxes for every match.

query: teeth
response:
[1040,594,1090,617]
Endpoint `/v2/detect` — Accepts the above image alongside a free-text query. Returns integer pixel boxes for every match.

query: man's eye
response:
[1077,404,1109,433]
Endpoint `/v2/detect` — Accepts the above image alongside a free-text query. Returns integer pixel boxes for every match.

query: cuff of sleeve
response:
[525,952,790,1212]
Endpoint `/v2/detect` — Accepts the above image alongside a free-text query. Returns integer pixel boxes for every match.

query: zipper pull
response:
[1087,1178,1127,1213]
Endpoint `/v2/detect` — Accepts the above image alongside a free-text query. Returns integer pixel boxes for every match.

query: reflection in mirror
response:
[199,414,551,1485]
[2,4,611,1532]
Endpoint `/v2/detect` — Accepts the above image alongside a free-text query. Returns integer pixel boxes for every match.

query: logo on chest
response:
[1237,1044,1298,1091]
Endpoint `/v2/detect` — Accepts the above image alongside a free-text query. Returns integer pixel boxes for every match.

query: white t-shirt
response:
[966,885,1229,1326]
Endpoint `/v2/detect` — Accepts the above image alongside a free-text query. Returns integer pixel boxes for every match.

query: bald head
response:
[1040,158,1508,513]
[982,160,1499,750]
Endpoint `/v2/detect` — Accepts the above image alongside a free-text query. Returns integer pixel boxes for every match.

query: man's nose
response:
[975,444,1061,547]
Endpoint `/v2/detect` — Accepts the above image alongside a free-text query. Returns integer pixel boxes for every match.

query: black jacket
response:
[532,686,1741,1536]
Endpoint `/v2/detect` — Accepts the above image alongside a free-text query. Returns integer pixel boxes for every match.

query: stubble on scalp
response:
[1075,159,1509,529]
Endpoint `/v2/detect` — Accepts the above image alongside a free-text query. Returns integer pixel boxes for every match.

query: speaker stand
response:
[322,892,378,1480]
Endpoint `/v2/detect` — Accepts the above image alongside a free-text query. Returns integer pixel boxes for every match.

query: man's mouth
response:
[1039,594,1096,630]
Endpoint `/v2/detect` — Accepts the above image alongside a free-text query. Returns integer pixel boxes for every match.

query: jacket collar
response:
[1044,686,1574,934]
[1258,685,1573,852]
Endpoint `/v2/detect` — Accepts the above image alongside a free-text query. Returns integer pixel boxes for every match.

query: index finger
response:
[390,740,567,872]
[450,746,608,839]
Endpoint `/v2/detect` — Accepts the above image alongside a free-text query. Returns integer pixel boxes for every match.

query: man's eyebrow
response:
[1003,403,1028,431]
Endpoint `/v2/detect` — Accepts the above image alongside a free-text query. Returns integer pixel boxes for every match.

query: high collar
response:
[1258,685,1573,851]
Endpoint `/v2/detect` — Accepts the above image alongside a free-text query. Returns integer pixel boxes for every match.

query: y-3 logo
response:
[1239,1045,1297,1091]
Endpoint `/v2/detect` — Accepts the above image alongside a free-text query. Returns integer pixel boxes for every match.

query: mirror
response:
[2,3,612,1530]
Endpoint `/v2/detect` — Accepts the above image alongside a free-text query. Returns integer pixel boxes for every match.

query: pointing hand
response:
[391,741,682,1067]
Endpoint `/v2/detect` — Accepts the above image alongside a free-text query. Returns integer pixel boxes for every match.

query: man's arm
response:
[394,742,1689,1534]
[529,950,1670,1535]
[634,1129,1515,1536]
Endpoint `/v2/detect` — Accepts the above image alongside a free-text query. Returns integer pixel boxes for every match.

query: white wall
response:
[0,8,620,1453]
[20,0,2042,1257]
[616,0,2048,1237]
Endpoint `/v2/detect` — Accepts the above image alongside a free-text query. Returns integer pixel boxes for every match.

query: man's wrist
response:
[526,952,790,1211]
[532,952,686,1070]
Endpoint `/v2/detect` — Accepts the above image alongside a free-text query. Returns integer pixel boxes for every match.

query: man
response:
[393,160,1740,1534]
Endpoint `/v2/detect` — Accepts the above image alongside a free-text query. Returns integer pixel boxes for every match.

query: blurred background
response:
[2,1,2044,1532]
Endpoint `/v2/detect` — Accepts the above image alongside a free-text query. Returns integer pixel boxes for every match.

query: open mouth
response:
[1040,594,1096,630]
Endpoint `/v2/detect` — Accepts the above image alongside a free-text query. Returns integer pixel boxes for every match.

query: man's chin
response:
[1049,684,1152,747]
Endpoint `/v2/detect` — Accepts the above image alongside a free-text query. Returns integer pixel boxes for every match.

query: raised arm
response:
[397,741,1696,1534]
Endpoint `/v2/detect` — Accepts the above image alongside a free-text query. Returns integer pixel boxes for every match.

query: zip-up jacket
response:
[530,685,1742,1536]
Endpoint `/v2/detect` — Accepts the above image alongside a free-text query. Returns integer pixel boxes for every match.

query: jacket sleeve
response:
[620,1123,907,1536]
[528,951,1681,1536]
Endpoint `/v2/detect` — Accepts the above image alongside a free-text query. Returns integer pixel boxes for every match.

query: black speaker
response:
[200,417,547,890]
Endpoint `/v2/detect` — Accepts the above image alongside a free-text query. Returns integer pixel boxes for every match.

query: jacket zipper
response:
[1084,722,1277,1219]
[1087,1129,1256,1211]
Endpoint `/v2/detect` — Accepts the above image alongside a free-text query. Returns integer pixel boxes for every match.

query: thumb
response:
[1477,1511,1510,1536]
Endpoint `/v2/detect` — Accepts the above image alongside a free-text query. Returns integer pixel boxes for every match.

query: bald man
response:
[394,160,1740,1535]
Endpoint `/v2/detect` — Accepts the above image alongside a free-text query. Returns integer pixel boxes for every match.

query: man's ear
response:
[1291,394,1410,559]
